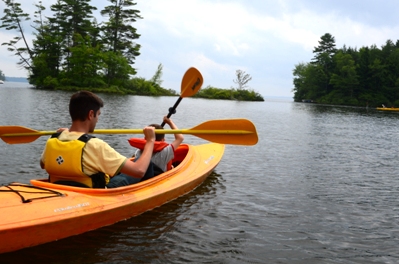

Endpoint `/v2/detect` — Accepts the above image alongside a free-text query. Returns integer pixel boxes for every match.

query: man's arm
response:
[120,126,155,178]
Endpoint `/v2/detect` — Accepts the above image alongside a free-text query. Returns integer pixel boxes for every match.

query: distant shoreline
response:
[4,77,28,83]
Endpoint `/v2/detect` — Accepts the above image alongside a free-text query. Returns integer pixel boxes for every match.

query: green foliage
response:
[0,0,33,70]
[43,76,59,88]
[312,33,337,64]
[329,51,358,98]
[194,85,231,99]
[293,33,399,107]
[232,88,264,101]
[194,85,264,101]
[101,51,134,87]
[64,34,107,88]
[150,63,163,86]
[188,69,263,101]
[1,0,142,92]
[1,1,264,101]
[126,77,177,96]
[127,77,154,95]
[193,69,263,101]
[2,0,176,97]
[100,0,142,66]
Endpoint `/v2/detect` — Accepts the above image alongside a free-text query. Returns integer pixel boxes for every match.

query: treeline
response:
[0,0,155,94]
[293,33,399,107]
[193,86,264,101]
[0,0,263,100]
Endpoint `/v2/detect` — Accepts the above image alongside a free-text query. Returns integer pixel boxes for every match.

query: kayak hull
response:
[0,143,224,254]
[376,107,399,111]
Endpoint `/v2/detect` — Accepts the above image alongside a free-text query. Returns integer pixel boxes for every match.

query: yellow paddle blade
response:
[161,67,203,127]
[180,67,203,97]
[0,119,258,145]
[0,126,51,144]
[189,119,258,145]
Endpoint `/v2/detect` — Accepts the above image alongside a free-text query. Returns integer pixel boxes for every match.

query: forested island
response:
[293,33,399,107]
[0,0,263,101]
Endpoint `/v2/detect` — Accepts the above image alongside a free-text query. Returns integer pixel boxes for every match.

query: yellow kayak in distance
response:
[376,107,399,112]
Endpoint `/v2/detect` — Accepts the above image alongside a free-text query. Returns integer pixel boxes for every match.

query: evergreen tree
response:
[329,51,359,99]
[64,34,105,87]
[312,33,337,60]
[0,0,33,70]
[49,0,97,73]
[311,33,337,95]
[292,62,327,101]
[292,33,399,106]
[101,0,142,82]
[29,1,61,87]
[357,47,371,92]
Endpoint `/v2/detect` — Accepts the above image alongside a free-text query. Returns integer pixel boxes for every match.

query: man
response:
[40,90,155,188]
[131,116,184,174]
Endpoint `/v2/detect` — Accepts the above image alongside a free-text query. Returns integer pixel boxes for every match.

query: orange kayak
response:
[0,143,224,254]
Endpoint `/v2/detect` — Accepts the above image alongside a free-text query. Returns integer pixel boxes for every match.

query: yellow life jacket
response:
[44,133,105,188]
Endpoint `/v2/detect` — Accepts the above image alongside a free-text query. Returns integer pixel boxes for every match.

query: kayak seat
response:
[172,144,189,168]
[54,180,90,188]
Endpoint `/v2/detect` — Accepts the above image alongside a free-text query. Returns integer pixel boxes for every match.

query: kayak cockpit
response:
[30,144,192,194]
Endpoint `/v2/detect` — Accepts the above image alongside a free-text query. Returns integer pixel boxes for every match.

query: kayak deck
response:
[0,143,224,254]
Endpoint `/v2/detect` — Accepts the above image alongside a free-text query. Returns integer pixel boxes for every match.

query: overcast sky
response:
[1,0,399,97]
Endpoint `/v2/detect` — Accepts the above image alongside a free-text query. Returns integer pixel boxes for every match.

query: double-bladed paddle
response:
[161,67,203,127]
[0,119,258,146]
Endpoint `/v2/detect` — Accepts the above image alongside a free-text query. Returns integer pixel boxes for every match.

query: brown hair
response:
[69,91,104,121]
[149,123,164,141]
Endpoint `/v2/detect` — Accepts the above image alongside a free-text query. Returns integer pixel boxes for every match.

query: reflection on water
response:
[1,87,399,263]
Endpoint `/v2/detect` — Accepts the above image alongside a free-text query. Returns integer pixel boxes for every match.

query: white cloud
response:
[1,0,399,97]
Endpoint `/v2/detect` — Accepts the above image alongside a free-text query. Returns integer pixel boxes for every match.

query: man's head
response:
[69,91,104,122]
[149,124,164,141]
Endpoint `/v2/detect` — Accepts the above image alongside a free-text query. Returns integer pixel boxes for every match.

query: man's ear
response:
[87,110,94,120]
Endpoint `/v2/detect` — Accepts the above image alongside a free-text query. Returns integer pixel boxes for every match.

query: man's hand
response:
[56,127,69,133]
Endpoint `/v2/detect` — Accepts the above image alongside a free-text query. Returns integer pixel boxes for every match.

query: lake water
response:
[1,82,399,263]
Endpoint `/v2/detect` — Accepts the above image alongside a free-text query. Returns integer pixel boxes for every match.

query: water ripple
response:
[2,89,399,263]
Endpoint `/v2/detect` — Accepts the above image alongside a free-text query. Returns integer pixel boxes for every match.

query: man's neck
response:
[69,121,90,133]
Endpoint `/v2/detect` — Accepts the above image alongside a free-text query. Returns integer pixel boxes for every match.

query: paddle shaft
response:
[1,129,253,137]
[164,96,182,120]
[0,119,258,145]
[161,68,203,127]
